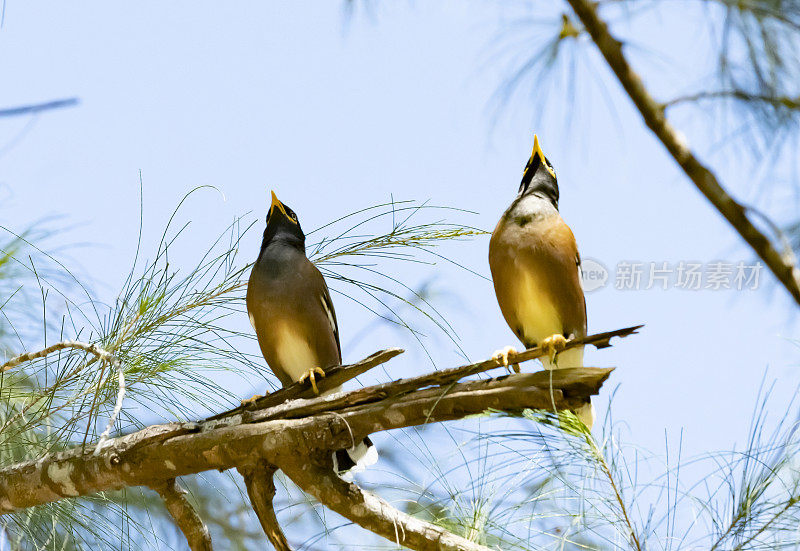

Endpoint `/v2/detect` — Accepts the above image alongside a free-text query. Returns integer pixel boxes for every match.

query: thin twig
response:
[0,339,129,455]
[151,478,214,551]
[566,0,800,307]
[238,463,292,551]
[664,90,800,110]
[1,340,128,453]
[93,360,125,455]
[0,98,79,118]
[586,435,642,551]
[1,340,115,372]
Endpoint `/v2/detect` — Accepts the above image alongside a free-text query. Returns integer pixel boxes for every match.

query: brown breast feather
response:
[489,213,587,347]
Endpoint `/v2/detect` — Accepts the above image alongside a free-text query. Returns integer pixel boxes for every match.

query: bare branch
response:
[1,340,116,372]
[1,339,127,454]
[566,0,800,306]
[219,325,639,422]
[212,347,405,420]
[93,359,126,455]
[0,98,79,117]
[238,463,292,551]
[664,90,800,110]
[282,454,492,551]
[150,478,214,551]
[241,326,638,426]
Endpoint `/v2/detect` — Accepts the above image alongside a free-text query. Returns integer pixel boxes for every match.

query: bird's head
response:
[261,191,305,250]
[518,134,559,207]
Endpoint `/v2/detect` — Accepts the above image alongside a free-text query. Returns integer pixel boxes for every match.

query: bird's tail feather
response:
[540,345,583,370]
[332,436,378,481]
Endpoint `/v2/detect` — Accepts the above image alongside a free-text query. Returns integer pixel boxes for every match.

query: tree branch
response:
[215,325,640,423]
[663,90,800,110]
[0,98,79,118]
[282,454,492,551]
[238,463,292,551]
[0,367,612,513]
[566,0,800,306]
[150,478,213,551]
[0,328,636,548]
[211,347,405,420]
[1,340,117,372]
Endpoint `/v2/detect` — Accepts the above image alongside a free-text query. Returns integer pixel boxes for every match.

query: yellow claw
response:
[492,345,520,374]
[241,394,263,407]
[540,334,568,363]
[298,367,326,395]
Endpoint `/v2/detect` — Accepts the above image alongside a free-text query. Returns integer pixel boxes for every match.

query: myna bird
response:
[488,135,594,429]
[246,191,377,475]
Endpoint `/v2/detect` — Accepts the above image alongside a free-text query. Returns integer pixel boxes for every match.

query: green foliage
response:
[369,387,800,551]
[0,191,484,549]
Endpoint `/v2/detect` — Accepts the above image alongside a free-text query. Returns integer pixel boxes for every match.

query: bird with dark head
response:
[246,191,378,476]
[488,135,594,429]
[259,192,304,254]
[518,135,559,207]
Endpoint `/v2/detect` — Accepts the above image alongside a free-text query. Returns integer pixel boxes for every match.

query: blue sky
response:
[1,0,799,546]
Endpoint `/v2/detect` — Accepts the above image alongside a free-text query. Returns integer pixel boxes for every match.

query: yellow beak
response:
[528,134,556,179]
[270,190,288,217]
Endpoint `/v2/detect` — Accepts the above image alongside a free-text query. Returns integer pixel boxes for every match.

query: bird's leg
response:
[241,393,264,407]
[492,345,520,374]
[540,334,568,364]
[298,367,326,395]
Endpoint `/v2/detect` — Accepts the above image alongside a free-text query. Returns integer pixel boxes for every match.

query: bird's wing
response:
[319,281,342,364]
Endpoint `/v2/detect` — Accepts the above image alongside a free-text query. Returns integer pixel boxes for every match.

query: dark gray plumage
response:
[247,191,377,474]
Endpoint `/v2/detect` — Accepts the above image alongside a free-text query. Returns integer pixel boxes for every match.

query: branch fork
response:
[0,326,640,550]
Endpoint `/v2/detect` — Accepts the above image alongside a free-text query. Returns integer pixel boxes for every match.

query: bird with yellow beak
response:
[246,191,378,475]
[488,135,594,429]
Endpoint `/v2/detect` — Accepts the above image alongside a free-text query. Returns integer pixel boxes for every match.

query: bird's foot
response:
[492,345,520,374]
[241,394,264,407]
[298,367,326,395]
[540,334,568,363]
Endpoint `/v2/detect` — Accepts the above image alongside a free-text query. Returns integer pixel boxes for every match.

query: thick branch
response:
[566,0,800,306]
[282,455,491,551]
[0,367,611,513]
[238,463,291,551]
[151,478,213,551]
